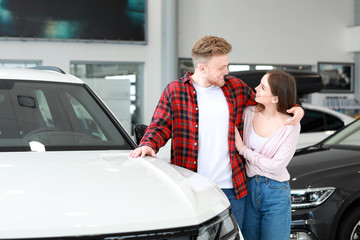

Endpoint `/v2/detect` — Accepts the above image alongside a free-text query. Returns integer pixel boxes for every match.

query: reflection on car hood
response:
[0,151,229,238]
[288,147,360,188]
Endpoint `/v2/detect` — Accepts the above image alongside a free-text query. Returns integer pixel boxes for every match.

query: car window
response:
[324,120,360,147]
[0,79,132,151]
[301,109,346,133]
[35,90,56,128]
[67,93,107,141]
[300,109,325,132]
[324,113,345,130]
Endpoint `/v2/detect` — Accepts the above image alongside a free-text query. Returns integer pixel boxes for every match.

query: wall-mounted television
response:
[318,62,354,93]
[0,0,146,44]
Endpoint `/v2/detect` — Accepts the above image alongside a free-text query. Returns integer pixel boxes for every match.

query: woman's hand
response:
[235,127,244,152]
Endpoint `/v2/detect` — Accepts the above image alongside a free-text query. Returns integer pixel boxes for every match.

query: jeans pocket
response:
[267,179,289,190]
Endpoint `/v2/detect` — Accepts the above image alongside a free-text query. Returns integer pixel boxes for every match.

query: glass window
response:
[34,90,55,127]
[325,113,345,131]
[255,65,274,70]
[0,60,41,68]
[324,120,360,148]
[301,109,325,133]
[70,62,144,135]
[67,93,107,141]
[0,79,132,151]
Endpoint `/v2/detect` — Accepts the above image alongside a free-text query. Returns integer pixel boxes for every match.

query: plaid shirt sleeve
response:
[139,82,174,153]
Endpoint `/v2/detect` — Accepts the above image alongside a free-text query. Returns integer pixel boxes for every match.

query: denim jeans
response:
[242,176,291,240]
[222,188,246,229]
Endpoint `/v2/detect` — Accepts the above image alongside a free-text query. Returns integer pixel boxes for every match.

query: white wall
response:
[178,0,358,113]
[178,0,355,65]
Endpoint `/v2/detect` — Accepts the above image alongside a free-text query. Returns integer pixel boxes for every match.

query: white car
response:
[298,102,355,149]
[0,67,242,239]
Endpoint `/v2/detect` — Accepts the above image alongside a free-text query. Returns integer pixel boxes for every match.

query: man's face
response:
[202,55,229,87]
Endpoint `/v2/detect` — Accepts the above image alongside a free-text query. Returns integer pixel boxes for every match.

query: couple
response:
[129,36,301,240]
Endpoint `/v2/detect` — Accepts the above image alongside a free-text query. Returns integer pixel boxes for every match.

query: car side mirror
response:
[134,124,148,145]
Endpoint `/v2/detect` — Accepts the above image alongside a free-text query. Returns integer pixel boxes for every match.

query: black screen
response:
[0,0,146,43]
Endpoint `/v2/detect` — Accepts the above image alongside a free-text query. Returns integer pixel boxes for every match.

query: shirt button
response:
[195,108,198,111]
[193,91,196,94]
[195,125,198,128]
[194,142,197,146]
[194,161,197,164]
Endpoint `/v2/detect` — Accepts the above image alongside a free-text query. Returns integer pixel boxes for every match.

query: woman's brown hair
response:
[266,70,297,115]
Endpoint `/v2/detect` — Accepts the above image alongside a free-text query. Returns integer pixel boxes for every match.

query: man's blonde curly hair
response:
[191,36,232,67]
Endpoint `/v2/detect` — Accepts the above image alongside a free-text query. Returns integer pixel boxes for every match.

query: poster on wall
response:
[0,0,146,44]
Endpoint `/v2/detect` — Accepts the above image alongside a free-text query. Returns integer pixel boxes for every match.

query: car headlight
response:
[291,187,336,209]
[197,208,240,240]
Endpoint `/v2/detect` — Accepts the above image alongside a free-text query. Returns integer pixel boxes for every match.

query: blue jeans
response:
[222,188,246,229]
[242,176,291,240]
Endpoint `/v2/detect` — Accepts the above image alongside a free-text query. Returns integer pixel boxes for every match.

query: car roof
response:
[0,67,84,84]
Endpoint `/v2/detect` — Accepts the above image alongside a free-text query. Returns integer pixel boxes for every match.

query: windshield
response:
[0,79,133,151]
[323,119,360,149]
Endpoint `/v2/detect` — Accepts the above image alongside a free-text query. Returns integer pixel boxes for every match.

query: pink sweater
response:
[239,106,301,182]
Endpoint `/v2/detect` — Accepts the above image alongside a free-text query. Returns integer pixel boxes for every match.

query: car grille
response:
[5,209,240,240]
[5,228,198,240]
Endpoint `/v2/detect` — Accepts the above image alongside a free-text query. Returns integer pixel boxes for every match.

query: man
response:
[129,36,304,228]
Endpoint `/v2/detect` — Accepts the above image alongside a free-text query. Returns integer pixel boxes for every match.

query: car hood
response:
[288,147,360,188]
[0,151,229,238]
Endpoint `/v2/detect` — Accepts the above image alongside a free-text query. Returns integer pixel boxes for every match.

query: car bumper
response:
[290,202,338,240]
[290,219,319,240]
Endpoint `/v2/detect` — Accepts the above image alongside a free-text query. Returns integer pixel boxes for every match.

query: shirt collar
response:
[183,72,193,85]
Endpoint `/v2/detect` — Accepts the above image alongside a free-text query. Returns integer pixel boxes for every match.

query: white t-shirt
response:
[250,126,267,151]
[193,82,233,188]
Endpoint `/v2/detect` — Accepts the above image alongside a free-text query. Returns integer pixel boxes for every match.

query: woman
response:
[235,70,301,240]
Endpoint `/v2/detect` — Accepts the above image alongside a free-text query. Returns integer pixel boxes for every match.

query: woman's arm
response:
[237,125,300,175]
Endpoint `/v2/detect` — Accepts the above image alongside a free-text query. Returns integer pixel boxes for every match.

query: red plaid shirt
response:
[140,72,256,199]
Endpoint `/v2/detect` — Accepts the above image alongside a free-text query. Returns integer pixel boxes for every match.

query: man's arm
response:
[129,84,173,158]
[285,106,304,125]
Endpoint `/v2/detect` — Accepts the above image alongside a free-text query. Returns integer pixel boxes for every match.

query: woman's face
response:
[254,74,277,105]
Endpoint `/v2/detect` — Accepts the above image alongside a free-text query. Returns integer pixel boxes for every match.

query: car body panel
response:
[0,67,83,84]
[288,119,360,240]
[297,131,334,149]
[0,151,229,238]
[289,148,360,186]
[297,103,355,148]
[290,166,360,240]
